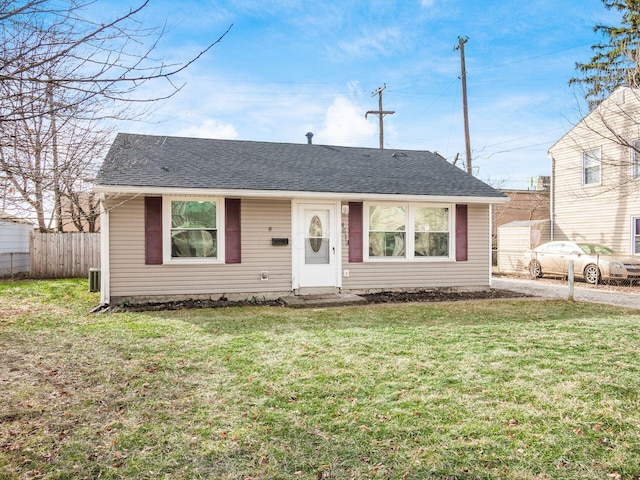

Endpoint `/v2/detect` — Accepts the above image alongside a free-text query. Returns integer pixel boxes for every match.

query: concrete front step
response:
[280,293,367,308]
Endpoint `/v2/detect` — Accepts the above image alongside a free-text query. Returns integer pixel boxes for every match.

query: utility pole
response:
[366,85,395,149]
[455,36,472,175]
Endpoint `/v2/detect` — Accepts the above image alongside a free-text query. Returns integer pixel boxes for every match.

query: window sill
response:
[163,258,224,265]
[364,257,454,262]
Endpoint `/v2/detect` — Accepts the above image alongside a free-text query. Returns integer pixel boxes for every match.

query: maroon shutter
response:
[225,198,241,264]
[348,202,363,263]
[145,196,163,265]
[456,204,468,262]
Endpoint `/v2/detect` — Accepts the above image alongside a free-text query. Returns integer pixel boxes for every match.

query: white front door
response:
[295,202,340,288]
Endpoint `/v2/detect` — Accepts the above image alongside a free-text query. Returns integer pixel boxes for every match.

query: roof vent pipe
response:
[305,132,314,144]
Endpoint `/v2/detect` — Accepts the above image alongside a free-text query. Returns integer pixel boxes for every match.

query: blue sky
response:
[109,0,617,189]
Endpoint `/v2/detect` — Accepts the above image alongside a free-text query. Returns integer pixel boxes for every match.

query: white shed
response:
[497,219,550,274]
[0,213,34,278]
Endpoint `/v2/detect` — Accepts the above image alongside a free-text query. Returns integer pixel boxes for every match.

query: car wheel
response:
[529,260,543,278]
[584,264,601,284]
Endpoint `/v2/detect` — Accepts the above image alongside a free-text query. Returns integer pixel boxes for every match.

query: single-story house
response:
[94,133,508,305]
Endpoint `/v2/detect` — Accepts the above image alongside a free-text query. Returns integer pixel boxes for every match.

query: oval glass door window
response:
[309,215,323,253]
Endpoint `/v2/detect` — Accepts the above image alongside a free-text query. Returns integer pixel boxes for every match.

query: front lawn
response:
[1,280,639,479]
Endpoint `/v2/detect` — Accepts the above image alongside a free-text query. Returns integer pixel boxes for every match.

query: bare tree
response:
[0,73,109,231]
[0,1,230,230]
[0,1,230,122]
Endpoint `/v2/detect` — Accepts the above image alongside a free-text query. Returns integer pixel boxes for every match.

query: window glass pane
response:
[369,206,406,231]
[585,166,600,184]
[305,238,330,264]
[368,205,406,257]
[415,232,449,256]
[170,200,217,258]
[633,141,640,177]
[583,150,599,167]
[369,232,406,257]
[172,201,216,228]
[415,207,449,232]
[414,207,449,257]
[171,230,217,257]
[583,149,601,184]
[308,215,323,253]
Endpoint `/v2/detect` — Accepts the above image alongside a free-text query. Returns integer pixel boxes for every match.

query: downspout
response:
[489,203,493,285]
[548,151,555,241]
[99,194,110,305]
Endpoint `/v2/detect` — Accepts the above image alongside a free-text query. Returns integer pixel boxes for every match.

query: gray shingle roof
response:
[95,133,505,199]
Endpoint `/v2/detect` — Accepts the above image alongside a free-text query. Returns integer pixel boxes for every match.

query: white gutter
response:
[94,185,510,205]
[547,151,555,241]
[489,203,493,285]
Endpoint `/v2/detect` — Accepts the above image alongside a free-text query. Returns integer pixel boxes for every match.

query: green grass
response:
[1,279,639,479]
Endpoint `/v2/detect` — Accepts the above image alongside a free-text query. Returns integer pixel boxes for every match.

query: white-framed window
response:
[582,148,601,186]
[632,140,640,178]
[364,203,453,261]
[368,205,406,258]
[414,206,450,257]
[633,217,640,255]
[162,196,224,263]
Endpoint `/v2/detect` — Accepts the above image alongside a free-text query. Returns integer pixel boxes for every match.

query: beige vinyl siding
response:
[106,196,494,302]
[550,88,640,254]
[340,203,491,290]
[107,196,292,300]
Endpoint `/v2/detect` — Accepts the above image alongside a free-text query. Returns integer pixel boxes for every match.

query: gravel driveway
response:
[492,275,640,310]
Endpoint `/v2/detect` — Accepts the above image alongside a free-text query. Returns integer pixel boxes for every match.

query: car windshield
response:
[577,244,616,255]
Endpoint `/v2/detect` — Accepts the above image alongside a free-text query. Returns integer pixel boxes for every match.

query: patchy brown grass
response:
[1,279,639,479]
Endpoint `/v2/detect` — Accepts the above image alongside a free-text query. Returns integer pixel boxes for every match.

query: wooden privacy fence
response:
[30,232,100,279]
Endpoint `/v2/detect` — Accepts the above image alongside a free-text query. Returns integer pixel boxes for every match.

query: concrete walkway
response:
[492,276,640,310]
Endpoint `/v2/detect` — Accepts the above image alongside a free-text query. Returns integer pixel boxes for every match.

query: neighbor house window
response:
[582,148,601,185]
[632,140,640,178]
[634,217,640,255]
[365,203,452,260]
[163,197,222,262]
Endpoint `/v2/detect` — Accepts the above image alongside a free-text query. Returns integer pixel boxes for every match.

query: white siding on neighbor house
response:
[0,219,33,277]
[340,203,492,290]
[0,219,32,253]
[107,196,293,301]
[549,88,640,254]
[497,220,550,274]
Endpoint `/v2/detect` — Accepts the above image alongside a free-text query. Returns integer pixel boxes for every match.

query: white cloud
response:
[337,27,407,58]
[176,119,238,139]
[316,96,376,147]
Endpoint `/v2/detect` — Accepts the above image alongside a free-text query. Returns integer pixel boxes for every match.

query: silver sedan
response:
[524,241,640,284]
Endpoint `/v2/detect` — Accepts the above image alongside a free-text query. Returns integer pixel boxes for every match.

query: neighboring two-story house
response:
[548,87,640,255]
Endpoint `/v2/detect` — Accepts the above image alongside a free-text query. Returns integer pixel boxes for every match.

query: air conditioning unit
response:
[88,268,101,292]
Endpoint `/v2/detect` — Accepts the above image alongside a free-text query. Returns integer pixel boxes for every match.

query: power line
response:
[467,42,594,75]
